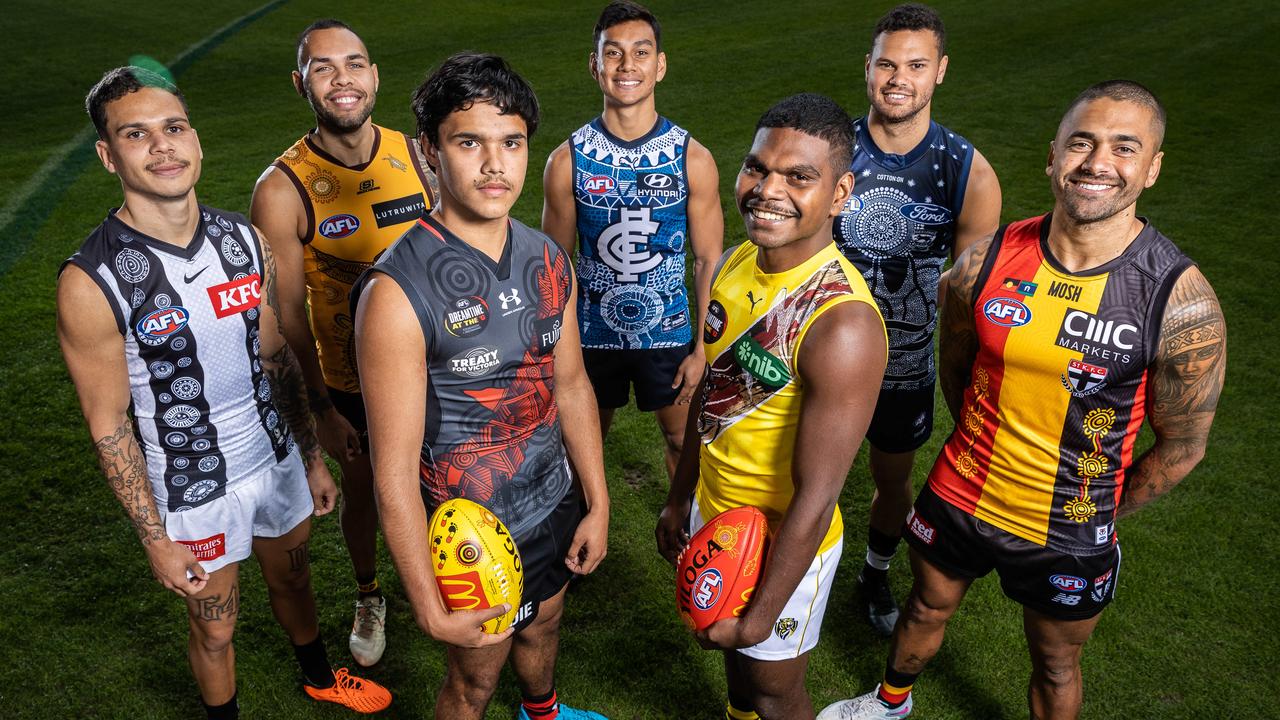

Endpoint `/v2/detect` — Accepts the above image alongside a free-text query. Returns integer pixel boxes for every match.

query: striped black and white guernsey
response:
[63,206,293,512]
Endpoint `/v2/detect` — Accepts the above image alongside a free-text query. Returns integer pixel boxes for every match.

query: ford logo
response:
[901,202,952,226]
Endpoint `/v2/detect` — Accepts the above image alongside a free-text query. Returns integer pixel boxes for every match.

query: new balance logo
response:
[1050,593,1082,606]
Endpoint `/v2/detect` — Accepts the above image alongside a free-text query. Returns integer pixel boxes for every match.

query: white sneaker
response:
[817,686,913,720]
[349,595,386,667]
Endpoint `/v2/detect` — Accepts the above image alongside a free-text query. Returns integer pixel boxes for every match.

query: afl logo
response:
[693,568,723,611]
[900,202,952,226]
[319,213,361,239]
[583,175,615,194]
[136,306,190,345]
[1049,574,1087,592]
[640,173,673,189]
[983,298,1031,327]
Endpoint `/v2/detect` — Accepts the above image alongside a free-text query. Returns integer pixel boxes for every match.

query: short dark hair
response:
[85,66,188,140]
[755,93,856,172]
[1064,80,1167,146]
[593,1,662,50]
[296,18,360,71]
[411,52,541,145]
[873,3,946,56]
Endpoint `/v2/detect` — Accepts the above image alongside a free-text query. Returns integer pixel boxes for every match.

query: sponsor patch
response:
[449,346,501,377]
[733,335,791,388]
[900,202,952,226]
[1049,574,1087,592]
[1001,277,1038,297]
[582,174,615,194]
[319,213,360,239]
[1056,309,1138,364]
[206,274,262,319]
[436,571,492,610]
[704,300,727,343]
[1061,359,1109,397]
[371,193,427,228]
[693,568,723,611]
[661,309,689,333]
[1051,592,1082,606]
[535,315,563,354]
[444,296,489,337]
[983,297,1031,327]
[637,172,680,198]
[136,306,189,346]
[1047,280,1083,302]
[907,509,936,545]
[175,533,226,562]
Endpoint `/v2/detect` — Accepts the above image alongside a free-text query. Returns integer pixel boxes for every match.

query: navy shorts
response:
[582,342,694,411]
[510,490,582,632]
[865,382,936,453]
[904,485,1120,620]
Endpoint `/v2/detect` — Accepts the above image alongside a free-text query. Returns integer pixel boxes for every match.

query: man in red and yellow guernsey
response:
[251,19,435,667]
[657,93,887,720]
[820,82,1227,720]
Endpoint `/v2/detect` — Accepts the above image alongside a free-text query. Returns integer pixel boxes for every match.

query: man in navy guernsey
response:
[57,67,391,718]
[543,0,723,481]
[835,3,1002,635]
[353,53,609,720]
[819,82,1226,719]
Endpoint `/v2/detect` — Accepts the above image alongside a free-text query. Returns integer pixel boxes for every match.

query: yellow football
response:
[428,498,524,633]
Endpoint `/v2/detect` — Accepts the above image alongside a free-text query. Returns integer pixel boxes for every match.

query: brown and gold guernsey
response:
[273,125,434,392]
[929,214,1193,554]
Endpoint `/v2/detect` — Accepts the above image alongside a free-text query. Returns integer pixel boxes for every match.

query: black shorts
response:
[582,343,693,411]
[865,382,936,453]
[509,489,582,632]
[328,386,368,450]
[904,485,1120,620]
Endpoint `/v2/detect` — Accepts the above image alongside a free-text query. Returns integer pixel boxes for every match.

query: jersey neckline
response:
[854,117,939,170]
[589,115,669,151]
[1035,212,1158,278]
[106,206,211,261]
[303,124,383,173]
[418,214,514,281]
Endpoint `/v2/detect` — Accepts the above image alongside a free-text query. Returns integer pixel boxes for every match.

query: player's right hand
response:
[418,603,514,648]
[146,538,208,597]
[316,407,361,461]
[655,498,691,567]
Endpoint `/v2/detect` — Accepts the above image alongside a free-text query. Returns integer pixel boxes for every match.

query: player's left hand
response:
[565,504,609,575]
[694,614,771,651]
[304,453,338,516]
[671,345,706,405]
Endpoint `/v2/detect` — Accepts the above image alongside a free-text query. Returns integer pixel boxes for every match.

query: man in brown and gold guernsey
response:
[820,81,1227,720]
[251,18,435,667]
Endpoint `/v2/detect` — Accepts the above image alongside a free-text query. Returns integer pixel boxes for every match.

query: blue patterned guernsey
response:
[834,118,975,390]
[570,116,692,349]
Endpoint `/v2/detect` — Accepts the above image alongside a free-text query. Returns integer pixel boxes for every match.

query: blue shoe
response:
[516,703,609,720]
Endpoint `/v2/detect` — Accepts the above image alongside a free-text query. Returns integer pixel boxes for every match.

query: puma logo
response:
[747,290,763,312]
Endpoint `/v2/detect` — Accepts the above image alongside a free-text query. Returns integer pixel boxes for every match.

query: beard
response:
[307,88,375,133]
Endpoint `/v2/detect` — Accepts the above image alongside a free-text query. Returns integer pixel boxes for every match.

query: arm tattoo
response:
[259,230,322,460]
[1119,268,1226,517]
[938,238,993,420]
[95,417,165,546]
[195,584,240,623]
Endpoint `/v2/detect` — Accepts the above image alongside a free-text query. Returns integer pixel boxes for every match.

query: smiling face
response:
[1047,97,1164,224]
[864,29,947,124]
[591,19,666,109]
[294,27,379,133]
[423,100,528,223]
[736,127,853,251]
[95,86,201,201]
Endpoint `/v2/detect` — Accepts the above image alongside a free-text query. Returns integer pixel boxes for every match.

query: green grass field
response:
[2,1,1277,718]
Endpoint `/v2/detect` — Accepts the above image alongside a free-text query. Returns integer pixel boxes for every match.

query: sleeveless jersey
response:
[697,241,885,555]
[64,207,293,512]
[272,125,434,392]
[570,116,692,349]
[928,215,1193,554]
[353,215,573,537]
[834,118,975,390]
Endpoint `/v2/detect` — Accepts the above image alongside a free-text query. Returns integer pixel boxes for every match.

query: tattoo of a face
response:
[287,540,310,573]
[95,417,165,545]
[1155,268,1226,420]
[195,584,240,623]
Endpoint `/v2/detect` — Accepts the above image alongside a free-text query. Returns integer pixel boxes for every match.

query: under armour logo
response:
[597,207,662,282]
[747,290,763,312]
[499,288,522,310]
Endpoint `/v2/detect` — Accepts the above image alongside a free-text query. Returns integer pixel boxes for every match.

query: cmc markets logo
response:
[582,174,615,194]
[319,213,360,239]
[982,297,1031,327]
[136,306,190,346]
[1056,309,1138,364]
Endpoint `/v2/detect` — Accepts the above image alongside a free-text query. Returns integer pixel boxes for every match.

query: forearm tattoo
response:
[938,240,992,419]
[259,233,322,460]
[95,417,164,546]
[195,584,240,623]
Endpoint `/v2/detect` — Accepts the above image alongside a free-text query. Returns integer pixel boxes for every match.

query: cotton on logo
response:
[207,274,262,318]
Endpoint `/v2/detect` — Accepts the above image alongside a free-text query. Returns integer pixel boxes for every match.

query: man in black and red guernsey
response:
[352,53,610,720]
[820,81,1226,720]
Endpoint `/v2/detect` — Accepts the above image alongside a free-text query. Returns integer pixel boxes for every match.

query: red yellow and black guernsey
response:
[928,214,1193,554]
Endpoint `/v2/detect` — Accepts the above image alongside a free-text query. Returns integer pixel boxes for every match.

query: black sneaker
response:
[857,573,900,638]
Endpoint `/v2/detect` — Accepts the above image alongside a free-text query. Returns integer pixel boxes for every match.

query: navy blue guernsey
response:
[352,215,573,537]
[570,116,692,350]
[63,208,293,512]
[834,118,976,390]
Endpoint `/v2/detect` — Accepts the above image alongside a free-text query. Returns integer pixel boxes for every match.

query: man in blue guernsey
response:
[543,0,723,481]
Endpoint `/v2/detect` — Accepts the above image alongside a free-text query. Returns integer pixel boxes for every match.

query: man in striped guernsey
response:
[58,67,390,718]
[251,18,436,667]
[820,82,1227,720]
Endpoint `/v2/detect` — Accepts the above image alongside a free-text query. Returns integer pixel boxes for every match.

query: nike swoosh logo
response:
[183,266,209,283]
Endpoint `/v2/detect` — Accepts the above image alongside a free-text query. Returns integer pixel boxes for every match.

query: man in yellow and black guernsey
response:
[656,94,887,720]
[251,19,435,668]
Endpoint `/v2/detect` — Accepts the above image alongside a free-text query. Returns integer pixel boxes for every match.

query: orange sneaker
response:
[303,667,392,713]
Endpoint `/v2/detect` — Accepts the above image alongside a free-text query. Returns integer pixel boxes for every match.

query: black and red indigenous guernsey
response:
[928,214,1193,554]
[353,215,573,537]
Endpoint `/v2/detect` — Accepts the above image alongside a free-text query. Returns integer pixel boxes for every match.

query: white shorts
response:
[160,452,311,574]
[691,497,842,661]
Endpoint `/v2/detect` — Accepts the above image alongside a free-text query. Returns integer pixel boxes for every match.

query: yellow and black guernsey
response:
[272,125,434,392]
[929,214,1193,554]
[697,241,885,555]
